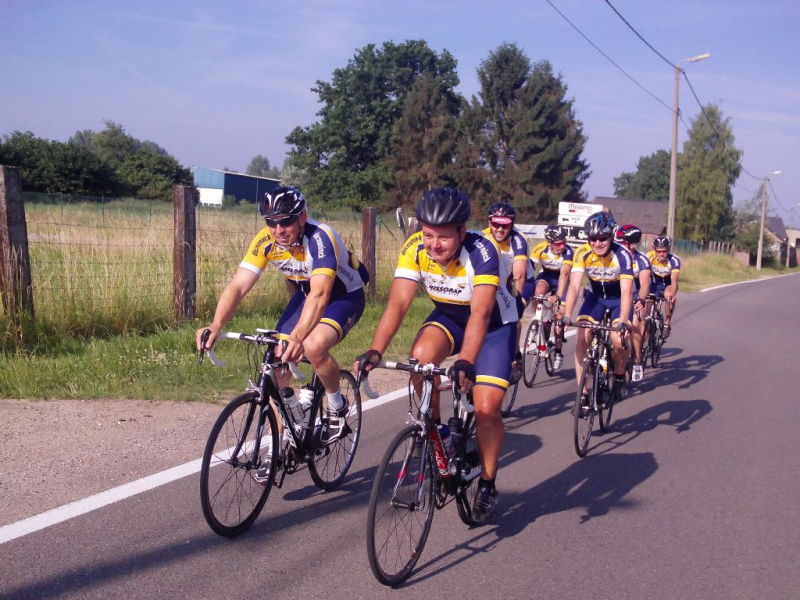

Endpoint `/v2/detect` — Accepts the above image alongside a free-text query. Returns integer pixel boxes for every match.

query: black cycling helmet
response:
[487,201,516,224]
[615,223,642,244]
[583,211,617,238]
[652,235,672,250]
[545,224,566,242]
[259,186,306,218]
[415,186,471,226]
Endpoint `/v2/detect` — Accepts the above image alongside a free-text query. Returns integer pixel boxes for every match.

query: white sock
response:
[326,390,345,411]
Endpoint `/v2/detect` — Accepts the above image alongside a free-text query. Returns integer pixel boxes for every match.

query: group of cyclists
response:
[196,184,681,525]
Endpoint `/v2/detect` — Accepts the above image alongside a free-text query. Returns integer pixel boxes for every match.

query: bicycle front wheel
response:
[598,369,614,432]
[200,392,278,537]
[500,379,519,417]
[366,425,435,586]
[651,318,663,368]
[309,370,363,490]
[523,319,541,388]
[574,362,596,458]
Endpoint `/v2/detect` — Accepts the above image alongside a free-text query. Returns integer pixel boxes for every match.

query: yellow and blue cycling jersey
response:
[481,226,531,287]
[632,251,652,295]
[647,251,681,286]
[395,230,518,328]
[240,218,369,299]
[530,240,574,275]
[572,242,634,299]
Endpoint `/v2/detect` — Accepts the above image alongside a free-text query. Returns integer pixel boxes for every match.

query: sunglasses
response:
[490,219,513,228]
[265,215,299,228]
[551,240,566,247]
[588,236,610,243]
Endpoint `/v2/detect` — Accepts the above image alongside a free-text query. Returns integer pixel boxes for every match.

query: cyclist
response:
[614,224,651,382]
[482,201,530,381]
[355,187,517,524]
[524,225,574,369]
[196,186,369,457]
[562,212,634,408]
[646,236,681,338]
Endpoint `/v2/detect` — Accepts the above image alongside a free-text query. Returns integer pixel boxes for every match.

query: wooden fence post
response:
[173,185,196,321]
[362,207,376,300]
[0,165,34,321]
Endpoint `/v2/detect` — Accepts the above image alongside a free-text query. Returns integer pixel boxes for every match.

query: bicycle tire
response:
[523,319,541,388]
[200,392,278,537]
[500,379,519,417]
[455,415,482,526]
[651,316,664,368]
[598,368,614,432]
[309,370,363,490]
[366,425,435,586]
[574,362,596,458]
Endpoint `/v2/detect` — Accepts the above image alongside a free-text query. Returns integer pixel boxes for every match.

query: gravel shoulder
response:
[0,369,410,527]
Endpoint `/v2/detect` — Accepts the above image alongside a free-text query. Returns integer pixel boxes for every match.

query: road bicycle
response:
[360,359,480,586]
[500,356,521,417]
[197,329,362,537]
[569,311,625,457]
[521,294,560,389]
[642,293,667,368]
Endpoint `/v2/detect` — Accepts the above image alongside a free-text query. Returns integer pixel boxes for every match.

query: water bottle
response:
[437,423,456,459]
[599,356,608,374]
[281,387,305,426]
[298,385,315,416]
[447,417,462,449]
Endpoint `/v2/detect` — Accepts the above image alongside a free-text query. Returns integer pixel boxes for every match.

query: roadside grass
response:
[0,298,431,401]
[678,254,797,292]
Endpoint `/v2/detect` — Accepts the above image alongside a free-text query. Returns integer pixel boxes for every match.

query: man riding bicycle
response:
[355,187,517,523]
[614,224,651,382]
[646,236,680,338]
[196,186,369,459]
[482,201,530,381]
[562,212,634,407]
[524,224,574,370]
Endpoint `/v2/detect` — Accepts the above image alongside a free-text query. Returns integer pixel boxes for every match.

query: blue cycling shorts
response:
[652,281,668,297]
[577,292,626,325]
[420,309,516,390]
[535,269,561,294]
[277,287,365,341]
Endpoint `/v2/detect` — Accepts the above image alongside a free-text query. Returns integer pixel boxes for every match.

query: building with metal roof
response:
[190,166,280,206]
[592,197,667,235]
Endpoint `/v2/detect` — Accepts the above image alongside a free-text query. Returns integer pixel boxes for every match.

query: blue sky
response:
[2,0,799,225]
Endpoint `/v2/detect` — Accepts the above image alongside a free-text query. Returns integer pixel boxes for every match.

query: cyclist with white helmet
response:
[647,236,681,338]
[562,212,634,407]
[525,224,573,369]
[197,186,370,455]
[614,224,651,382]
[355,187,517,524]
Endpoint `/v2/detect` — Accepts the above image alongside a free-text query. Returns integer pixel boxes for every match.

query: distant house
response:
[191,166,280,206]
[592,197,668,235]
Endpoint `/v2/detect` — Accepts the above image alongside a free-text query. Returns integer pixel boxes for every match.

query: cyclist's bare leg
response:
[303,323,344,393]
[534,279,550,314]
[472,384,505,480]
[610,330,629,376]
[409,325,451,420]
[664,290,677,328]
[574,327,591,389]
[631,311,645,363]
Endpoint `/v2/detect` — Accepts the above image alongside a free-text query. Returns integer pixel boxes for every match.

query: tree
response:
[117,148,193,201]
[676,105,742,241]
[246,154,280,179]
[456,45,590,219]
[286,40,461,208]
[613,149,671,200]
[384,74,462,210]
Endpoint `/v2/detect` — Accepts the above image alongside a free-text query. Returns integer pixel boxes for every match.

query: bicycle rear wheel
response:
[523,319,541,388]
[200,392,278,537]
[367,425,435,586]
[500,379,519,417]
[309,370,363,490]
[574,362,596,457]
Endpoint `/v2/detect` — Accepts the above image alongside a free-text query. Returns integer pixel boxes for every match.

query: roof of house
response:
[765,216,787,239]
[592,197,668,234]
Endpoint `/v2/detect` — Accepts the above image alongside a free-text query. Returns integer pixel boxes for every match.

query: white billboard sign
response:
[558,214,588,226]
[558,202,603,218]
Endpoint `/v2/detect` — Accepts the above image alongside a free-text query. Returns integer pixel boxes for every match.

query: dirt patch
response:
[0,369,414,527]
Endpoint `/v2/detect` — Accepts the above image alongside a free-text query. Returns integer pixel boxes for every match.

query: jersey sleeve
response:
[469,235,500,287]
[670,254,682,273]
[511,232,529,261]
[572,247,589,273]
[394,232,423,282]
[617,246,634,279]
[637,253,652,271]
[530,241,547,265]
[239,227,273,275]
[307,226,339,278]
[562,244,575,266]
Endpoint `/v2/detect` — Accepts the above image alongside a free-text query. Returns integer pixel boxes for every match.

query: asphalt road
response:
[2,274,798,600]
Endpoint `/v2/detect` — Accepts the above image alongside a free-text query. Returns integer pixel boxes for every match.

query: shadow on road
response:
[630,350,723,396]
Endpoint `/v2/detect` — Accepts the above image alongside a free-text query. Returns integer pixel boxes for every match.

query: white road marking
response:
[700,271,797,293]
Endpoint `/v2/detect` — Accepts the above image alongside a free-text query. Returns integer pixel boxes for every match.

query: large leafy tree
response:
[676,104,742,241]
[384,74,462,210]
[246,154,281,179]
[613,149,671,200]
[286,40,460,208]
[456,45,590,219]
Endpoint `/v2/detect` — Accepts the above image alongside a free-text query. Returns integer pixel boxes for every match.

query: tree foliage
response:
[384,74,461,210]
[676,105,742,241]
[613,149,670,200]
[456,46,590,220]
[245,154,280,179]
[286,40,461,208]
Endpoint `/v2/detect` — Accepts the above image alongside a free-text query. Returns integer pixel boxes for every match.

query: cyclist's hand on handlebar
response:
[560,315,572,328]
[353,349,382,377]
[281,336,305,364]
[196,325,219,353]
[617,321,631,336]
[448,359,476,394]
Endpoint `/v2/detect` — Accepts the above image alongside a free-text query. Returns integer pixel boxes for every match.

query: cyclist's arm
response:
[619,277,633,324]
[512,258,527,296]
[196,268,260,350]
[460,284,495,364]
[669,271,680,298]
[288,273,334,343]
[638,269,651,301]
[562,269,583,322]
[555,262,572,303]
[366,277,417,356]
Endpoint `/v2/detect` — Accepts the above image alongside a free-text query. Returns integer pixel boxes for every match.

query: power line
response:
[681,72,720,139]
[544,0,673,114]
[735,182,756,195]
[602,0,676,69]
[768,179,789,213]
[741,166,763,181]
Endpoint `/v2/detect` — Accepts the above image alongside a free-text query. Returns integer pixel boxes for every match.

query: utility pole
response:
[756,171,781,270]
